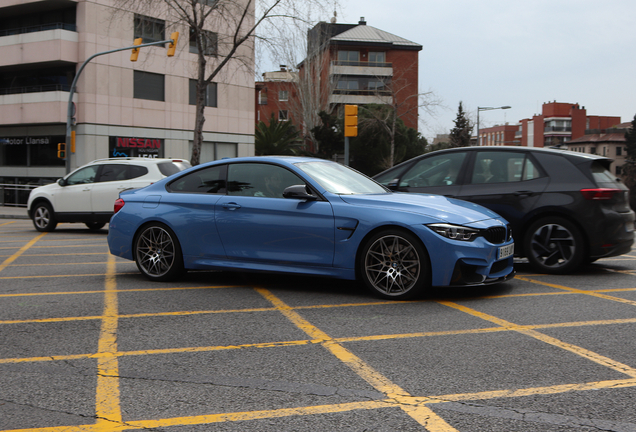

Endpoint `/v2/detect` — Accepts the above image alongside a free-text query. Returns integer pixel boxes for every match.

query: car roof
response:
[425,146,610,160]
[87,157,190,165]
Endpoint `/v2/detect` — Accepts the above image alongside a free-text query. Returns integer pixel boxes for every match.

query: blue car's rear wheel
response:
[360,229,430,300]
[134,223,184,281]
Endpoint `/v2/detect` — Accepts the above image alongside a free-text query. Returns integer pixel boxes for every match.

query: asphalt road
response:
[2,218,636,432]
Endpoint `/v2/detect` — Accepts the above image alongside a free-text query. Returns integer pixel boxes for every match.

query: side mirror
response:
[283,185,317,201]
[57,178,66,186]
[386,178,400,190]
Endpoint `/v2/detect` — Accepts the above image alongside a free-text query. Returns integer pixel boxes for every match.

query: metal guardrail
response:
[0,183,40,207]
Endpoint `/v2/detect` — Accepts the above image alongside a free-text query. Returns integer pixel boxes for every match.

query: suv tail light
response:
[114,198,125,213]
[580,188,621,200]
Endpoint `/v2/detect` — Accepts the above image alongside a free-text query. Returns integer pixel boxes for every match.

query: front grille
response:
[483,226,506,244]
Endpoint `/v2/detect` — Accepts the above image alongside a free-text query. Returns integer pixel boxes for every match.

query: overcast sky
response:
[331,0,636,140]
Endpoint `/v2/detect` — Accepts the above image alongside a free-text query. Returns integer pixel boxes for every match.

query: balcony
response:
[544,126,571,133]
[329,90,392,106]
[0,90,71,125]
[0,22,76,37]
[0,27,79,67]
[330,61,393,77]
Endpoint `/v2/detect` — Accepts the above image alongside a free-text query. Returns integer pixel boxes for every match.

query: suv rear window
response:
[591,161,619,185]
[158,161,191,176]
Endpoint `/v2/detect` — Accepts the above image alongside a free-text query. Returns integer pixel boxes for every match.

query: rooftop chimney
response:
[279,65,287,71]
[358,17,366,25]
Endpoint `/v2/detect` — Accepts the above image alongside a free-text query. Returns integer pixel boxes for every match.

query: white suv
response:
[27,157,191,232]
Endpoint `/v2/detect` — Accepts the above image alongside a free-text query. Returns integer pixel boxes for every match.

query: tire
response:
[134,223,185,281]
[85,222,105,231]
[32,202,57,232]
[523,217,585,274]
[359,229,430,300]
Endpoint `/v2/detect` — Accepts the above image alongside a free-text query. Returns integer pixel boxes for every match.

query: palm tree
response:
[255,114,302,156]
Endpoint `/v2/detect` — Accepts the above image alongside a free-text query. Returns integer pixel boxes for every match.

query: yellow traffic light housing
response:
[130,38,142,62]
[167,32,179,57]
[344,104,358,137]
[70,131,76,153]
[57,142,66,159]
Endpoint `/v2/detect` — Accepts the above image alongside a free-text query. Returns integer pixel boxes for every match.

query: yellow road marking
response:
[438,301,636,378]
[516,275,636,307]
[257,287,458,432]
[95,254,122,428]
[0,232,46,273]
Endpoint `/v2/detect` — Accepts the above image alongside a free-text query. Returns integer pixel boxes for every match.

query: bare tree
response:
[358,64,441,168]
[114,0,335,165]
[263,16,339,153]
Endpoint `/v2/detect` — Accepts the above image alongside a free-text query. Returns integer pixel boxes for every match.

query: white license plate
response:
[498,243,514,260]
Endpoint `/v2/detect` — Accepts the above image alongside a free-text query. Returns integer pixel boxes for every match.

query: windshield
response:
[296,161,387,194]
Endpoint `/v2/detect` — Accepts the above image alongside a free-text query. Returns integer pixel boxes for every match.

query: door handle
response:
[514,190,534,196]
[223,202,241,210]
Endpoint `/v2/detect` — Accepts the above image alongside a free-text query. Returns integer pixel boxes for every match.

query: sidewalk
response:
[0,206,29,220]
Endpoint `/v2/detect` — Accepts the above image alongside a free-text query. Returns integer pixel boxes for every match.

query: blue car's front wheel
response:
[360,229,430,300]
[134,223,185,281]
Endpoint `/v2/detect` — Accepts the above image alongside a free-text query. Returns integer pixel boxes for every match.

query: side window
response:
[127,165,149,180]
[471,152,540,184]
[228,163,305,198]
[400,153,466,187]
[66,165,99,185]
[169,165,226,194]
[97,164,128,182]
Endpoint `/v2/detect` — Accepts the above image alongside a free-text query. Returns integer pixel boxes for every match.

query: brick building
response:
[479,101,621,148]
[256,17,422,134]
[255,66,298,126]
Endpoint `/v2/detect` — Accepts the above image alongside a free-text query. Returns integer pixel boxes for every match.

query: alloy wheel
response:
[136,226,176,278]
[529,223,575,269]
[364,234,421,296]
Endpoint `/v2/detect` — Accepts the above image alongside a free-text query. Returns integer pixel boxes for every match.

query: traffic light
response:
[130,38,142,62]
[167,32,179,57]
[57,143,66,159]
[344,104,358,137]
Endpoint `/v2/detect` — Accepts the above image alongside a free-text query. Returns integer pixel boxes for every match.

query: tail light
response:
[580,188,621,200]
[114,198,125,213]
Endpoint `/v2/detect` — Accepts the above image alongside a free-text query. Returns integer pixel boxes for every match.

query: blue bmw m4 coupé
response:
[107,157,514,299]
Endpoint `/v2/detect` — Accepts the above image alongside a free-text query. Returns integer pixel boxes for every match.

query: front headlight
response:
[426,223,481,241]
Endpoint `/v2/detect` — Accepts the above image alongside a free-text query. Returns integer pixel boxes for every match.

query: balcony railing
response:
[0,84,71,96]
[544,126,571,133]
[332,60,392,68]
[0,22,77,37]
[332,89,392,96]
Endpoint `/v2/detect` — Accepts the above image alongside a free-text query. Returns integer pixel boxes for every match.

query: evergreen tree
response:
[449,101,472,148]
[255,114,301,156]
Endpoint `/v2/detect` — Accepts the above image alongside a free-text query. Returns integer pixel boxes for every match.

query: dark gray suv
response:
[373,146,635,274]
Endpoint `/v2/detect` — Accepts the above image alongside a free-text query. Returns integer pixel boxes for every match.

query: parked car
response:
[107,156,514,300]
[373,146,635,274]
[27,157,191,232]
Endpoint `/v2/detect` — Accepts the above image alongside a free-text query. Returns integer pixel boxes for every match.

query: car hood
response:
[337,192,505,225]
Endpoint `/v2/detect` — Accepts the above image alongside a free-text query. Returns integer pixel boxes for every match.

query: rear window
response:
[591,161,619,185]
[158,161,192,176]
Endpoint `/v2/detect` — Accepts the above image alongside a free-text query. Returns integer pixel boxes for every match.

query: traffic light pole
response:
[64,38,176,174]
[344,137,350,166]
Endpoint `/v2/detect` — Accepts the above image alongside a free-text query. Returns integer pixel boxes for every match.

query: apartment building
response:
[0,0,255,193]
[255,65,298,126]
[568,122,631,176]
[256,17,422,133]
[479,101,620,148]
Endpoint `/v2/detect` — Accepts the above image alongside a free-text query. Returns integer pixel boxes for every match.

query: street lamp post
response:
[476,105,511,146]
